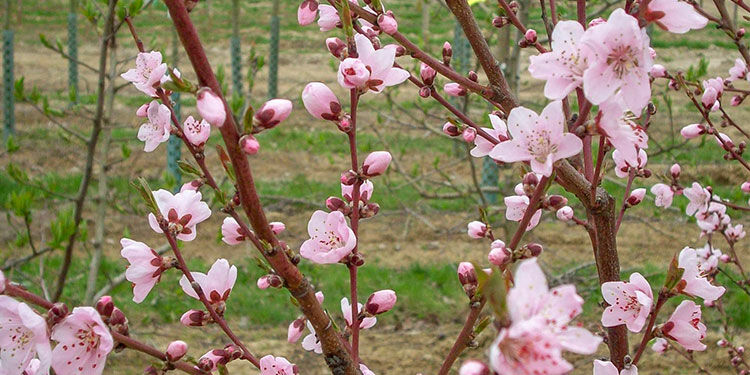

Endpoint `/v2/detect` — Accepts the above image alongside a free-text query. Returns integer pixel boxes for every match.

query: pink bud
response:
[492,16,510,28]
[462,127,477,143]
[341,170,358,185]
[651,64,667,78]
[488,240,509,266]
[196,88,226,127]
[297,0,318,26]
[467,221,487,239]
[136,102,150,117]
[680,123,705,139]
[181,309,207,327]
[546,195,567,210]
[257,275,272,289]
[459,360,490,375]
[739,28,746,38]
[365,289,397,315]
[720,253,731,263]
[362,151,392,177]
[420,63,437,86]
[442,42,452,65]
[109,307,128,326]
[240,134,260,155]
[166,340,188,362]
[457,262,478,289]
[326,196,347,211]
[556,206,574,221]
[255,99,293,129]
[742,181,750,193]
[718,339,729,347]
[419,86,431,98]
[270,221,285,235]
[377,11,398,35]
[288,318,306,343]
[524,29,537,43]
[302,82,341,121]
[443,122,460,136]
[669,163,681,178]
[444,82,468,97]
[96,296,114,318]
[731,95,743,106]
[326,37,347,59]
[627,188,647,206]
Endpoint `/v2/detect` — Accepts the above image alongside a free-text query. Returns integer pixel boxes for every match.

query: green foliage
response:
[686,56,709,82]
[48,208,86,250]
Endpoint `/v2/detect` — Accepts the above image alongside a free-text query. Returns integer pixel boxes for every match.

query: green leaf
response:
[5,136,19,154]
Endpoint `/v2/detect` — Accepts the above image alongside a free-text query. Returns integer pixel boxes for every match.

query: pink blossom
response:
[179,259,238,304]
[696,203,730,234]
[365,290,397,315]
[121,51,167,97]
[678,246,726,302]
[120,238,166,303]
[601,272,653,332]
[680,123,706,139]
[743,181,750,193]
[341,297,377,329]
[650,64,667,78]
[701,77,724,108]
[240,134,261,155]
[51,307,113,375]
[651,183,675,208]
[182,115,210,147]
[684,182,710,216]
[470,114,508,158]
[459,360,490,375]
[729,58,747,81]
[148,189,212,241]
[627,188,647,206]
[528,21,591,99]
[301,321,322,354]
[490,259,601,375]
[663,300,707,351]
[504,195,543,231]
[337,35,409,93]
[581,9,653,112]
[694,243,722,274]
[593,360,638,375]
[287,318,305,343]
[22,359,42,375]
[556,206,574,221]
[317,4,340,31]
[462,128,477,143]
[221,217,246,245]
[138,100,171,152]
[136,102,150,117]
[652,337,669,353]
[444,83,468,97]
[297,0,318,26]
[489,101,582,177]
[362,151,392,176]
[196,88,226,127]
[270,222,286,235]
[599,97,648,165]
[377,12,398,34]
[612,149,648,178]
[302,82,341,120]
[260,355,297,375]
[342,180,374,202]
[645,0,708,33]
[300,210,356,264]
[0,296,51,375]
[726,224,745,242]
[255,99,293,129]
[488,240,510,266]
[467,221,488,239]
[166,341,188,362]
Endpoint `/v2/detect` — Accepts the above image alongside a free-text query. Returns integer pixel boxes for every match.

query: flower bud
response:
[288,318,306,343]
[181,309,208,327]
[326,196,347,212]
[443,122,461,136]
[670,163,681,178]
[47,303,69,326]
[377,11,398,34]
[254,99,293,129]
[341,170,358,185]
[739,346,746,354]
[197,357,214,372]
[338,116,353,133]
[742,181,750,193]
[270,221,286,235]
[110,307,128,326]
[297,0,318,26]
[492,16,510,28]
[326,37,347,59]
[419,86,432,98]
[302,82,341,120]
[136,102,150,117]
[420,63,437,86]
[349,252,366,267]
[362,151,392,177]
[365,289,397,315]
[651,64,667,78]
[627,188,647,207]
[444,82,468,97]
[166,340,188,362]
[96,296,114,318]
[524,29,537,43]
[144,365,160,375]
[457,262,478,297]
[680,123,705,139]
[196,88,226,127]
[467,221,488,239]
[240,134,260,155]
[462,127,477,143]
[459,360,490,375]
[488,240,509,266]
[522,172,539,188]
[738,28,746,38]
[731,95,743,106]
[556,206,574,221]
[526,242,543,257]
[257,275,272,289]
[394,45,406,57]
[720,253,731,263]
[360,202,380,218]
[442,42,453,65]
[468,71,478,82]
[546,195,568,210]
[717,339,729,347]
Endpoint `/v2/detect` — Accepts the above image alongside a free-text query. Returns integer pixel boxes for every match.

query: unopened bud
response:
[556,206,574,221]
[341,170,358,185]
[492,16,509,28]
[522,172,539,189]
[180,309,208,327]
[443,122,461,136]
[457,262,478,298]
[239,134,260,155]
[166,340,188,362]
[670,164,681,178]
[738,28,746,38]
[360,202,380,218]
[524,29,537,43]
[420,63,437,85]
[468,71,478,82]
[337,116,353,133]
[467,221,488,239]
[47,303,69,326]
[627,188,647,206]
[326,196,347,211]
[545,195,567,210]
[96,296,114,318]
[349,252,366,267]
[526,243,543,257]
[365,289,397,315]
[462,127,477,143]
[488,240,510,266]
[442,42,452,65]
[419,86,432,98]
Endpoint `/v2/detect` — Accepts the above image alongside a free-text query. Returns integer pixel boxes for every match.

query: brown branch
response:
[436,300,486,375]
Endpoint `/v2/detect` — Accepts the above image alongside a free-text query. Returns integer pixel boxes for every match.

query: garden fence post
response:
[230,0,243,98]
[168,31,182,190]
[268,0,280,98]
[2,0,14,141]
[68,0,79,103]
